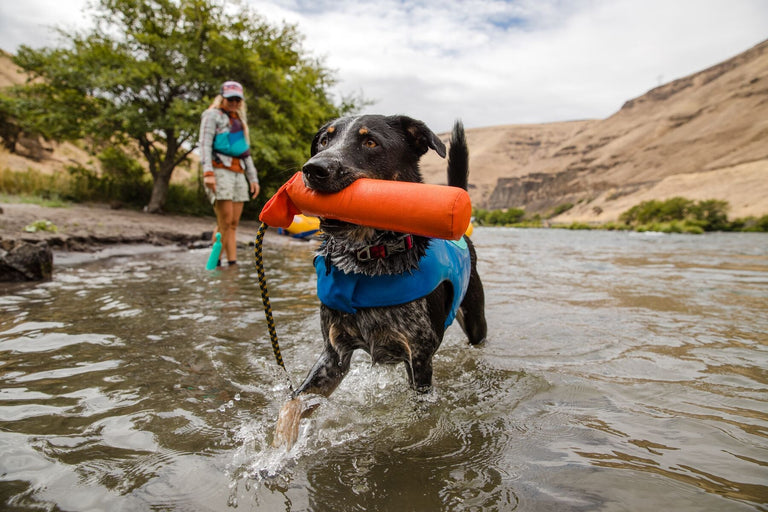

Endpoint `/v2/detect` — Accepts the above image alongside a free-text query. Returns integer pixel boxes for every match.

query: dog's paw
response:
[272,397,303,450]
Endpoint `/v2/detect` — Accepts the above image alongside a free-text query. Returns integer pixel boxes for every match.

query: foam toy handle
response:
[206,232,222,270]
[260,172,471,240]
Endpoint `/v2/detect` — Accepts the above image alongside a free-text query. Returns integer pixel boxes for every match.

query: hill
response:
[420,39,768,223]
[0,50,193,183]
[3,41,768,225]
[0,50,97,174]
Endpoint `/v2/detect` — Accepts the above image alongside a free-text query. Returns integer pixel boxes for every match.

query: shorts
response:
[206,167,250,204]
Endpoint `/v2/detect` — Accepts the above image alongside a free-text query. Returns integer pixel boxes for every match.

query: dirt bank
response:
[0,201,264,252]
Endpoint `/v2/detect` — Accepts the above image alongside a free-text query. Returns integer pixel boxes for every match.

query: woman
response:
[199,81,260,267]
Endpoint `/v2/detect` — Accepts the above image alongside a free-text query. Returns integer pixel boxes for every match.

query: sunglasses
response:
[226,97,243,103]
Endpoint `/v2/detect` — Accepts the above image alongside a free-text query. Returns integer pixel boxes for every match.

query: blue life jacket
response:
[212,110,251,158]
[213,130,249,157]
[315,238,471,328]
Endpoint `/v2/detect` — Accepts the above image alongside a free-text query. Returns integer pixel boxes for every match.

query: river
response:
[1,228,767,511]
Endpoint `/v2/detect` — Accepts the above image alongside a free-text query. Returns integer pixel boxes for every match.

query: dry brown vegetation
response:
[421,39,768,223]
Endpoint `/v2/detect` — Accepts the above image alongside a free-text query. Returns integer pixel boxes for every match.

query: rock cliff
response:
[421,39,768,222]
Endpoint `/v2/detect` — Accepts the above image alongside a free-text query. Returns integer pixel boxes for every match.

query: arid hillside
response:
[0,50,191,182]
[0,50,96,174]
[421,39,768,223]
[3,40,768,224]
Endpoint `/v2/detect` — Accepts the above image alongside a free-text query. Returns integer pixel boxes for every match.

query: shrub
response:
[620,197,736,232]
[739,214,768,232]
[565,222,592,230]
[473,208,525,226]
[551,202,574,217]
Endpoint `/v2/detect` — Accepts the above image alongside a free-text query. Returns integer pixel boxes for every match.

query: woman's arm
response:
[243,156,260,198]
[199,109,218,175]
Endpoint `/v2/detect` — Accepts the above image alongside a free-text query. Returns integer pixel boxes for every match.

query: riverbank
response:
[0,201,264,252]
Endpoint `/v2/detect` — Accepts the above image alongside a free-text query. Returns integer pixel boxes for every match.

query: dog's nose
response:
[302,162,330,181]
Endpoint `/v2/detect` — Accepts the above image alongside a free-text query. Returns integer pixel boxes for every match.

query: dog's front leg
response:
[273,342,352,449]
[404,344,435,393]
[294,342,353,397]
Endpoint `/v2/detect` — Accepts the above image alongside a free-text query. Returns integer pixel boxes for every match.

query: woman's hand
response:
[250,182,260,199]
[204,175,216,193]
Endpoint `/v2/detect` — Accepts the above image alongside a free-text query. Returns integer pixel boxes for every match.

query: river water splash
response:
[1,228,766,511]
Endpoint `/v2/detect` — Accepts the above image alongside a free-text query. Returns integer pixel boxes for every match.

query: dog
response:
[273,115,487,448]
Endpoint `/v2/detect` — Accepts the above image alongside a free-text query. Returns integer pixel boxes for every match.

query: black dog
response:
[274,115,486,447]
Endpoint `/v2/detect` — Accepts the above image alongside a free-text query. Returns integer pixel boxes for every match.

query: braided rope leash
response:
[253,222,295,394]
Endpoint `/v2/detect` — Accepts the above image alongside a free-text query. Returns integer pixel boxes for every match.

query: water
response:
[1,228,766,511]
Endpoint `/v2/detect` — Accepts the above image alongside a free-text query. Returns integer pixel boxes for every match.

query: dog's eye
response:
[363,138,378,148]
[319,134,329,147]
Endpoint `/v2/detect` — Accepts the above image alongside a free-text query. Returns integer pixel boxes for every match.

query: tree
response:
[0,87,61,154]
[691,199,729,231]
[0,94,23,152]
[13,0,350,213]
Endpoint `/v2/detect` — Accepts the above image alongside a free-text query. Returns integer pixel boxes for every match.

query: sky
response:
[1,0,767,132]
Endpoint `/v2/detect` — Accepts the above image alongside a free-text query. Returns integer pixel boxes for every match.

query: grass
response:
[0,192,72,208]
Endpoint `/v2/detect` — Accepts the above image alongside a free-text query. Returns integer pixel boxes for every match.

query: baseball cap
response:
[221,81,244,99]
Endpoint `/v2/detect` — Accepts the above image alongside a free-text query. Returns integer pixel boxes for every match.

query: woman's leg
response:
[214,199,235,264]
[226,201,244,264]
[214,199,244,264]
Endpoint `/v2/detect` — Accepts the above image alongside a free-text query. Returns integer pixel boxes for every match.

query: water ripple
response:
[1,229,767,510]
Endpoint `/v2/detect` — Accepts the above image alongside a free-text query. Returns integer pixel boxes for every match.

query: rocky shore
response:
[0,201,264,281]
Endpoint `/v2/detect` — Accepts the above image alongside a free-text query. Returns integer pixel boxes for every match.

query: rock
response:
[0,240,53,282]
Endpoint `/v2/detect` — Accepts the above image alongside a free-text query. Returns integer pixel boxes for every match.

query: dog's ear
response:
[310,119,336,156]
[395,116,447,158]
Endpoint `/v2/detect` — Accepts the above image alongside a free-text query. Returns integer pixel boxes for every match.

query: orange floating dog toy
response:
[260,172,471,240]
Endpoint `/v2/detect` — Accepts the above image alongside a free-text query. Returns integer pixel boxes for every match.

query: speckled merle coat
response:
[295,115,487,398]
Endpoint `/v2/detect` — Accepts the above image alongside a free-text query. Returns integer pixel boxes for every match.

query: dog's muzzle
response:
[303,161,332,182]
[302,155,357,193]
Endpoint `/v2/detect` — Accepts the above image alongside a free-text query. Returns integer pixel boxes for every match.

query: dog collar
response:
[356,234,414,261]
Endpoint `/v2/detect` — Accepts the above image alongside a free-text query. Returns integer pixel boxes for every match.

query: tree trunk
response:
[0,124,21,152]
[147,164,174,213]
[146,133,180,213]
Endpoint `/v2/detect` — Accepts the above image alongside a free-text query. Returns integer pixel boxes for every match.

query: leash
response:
[253,222,295,394]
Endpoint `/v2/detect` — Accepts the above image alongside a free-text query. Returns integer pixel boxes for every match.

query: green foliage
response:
[600,222,632,231]
[473,208,526,226]
[470,197,766,234]
[620,197,734,232]
[564,222,593,230]
[0,88,58,152]
[736,214,768,232]
[11,0,354,213]
[0,164,151,208]
[24,220,58,233]
[754,214,768,232]
[99,147,144,181]
[689,199,730,231]
[96,146,151,204]
[550,202,574,217]
[0,94,22,151]
[164,181,211,217]
[0,168,66,198]
[620,197,693,225]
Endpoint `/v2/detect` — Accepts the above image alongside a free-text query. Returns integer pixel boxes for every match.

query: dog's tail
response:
[447,120,468,191]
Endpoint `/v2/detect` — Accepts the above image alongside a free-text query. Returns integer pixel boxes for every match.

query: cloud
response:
[2,0,766,132]
[255,0,768,131]
[0,0,91,51]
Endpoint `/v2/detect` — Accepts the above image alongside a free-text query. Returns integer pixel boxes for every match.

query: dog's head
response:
[302,115,446,194]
